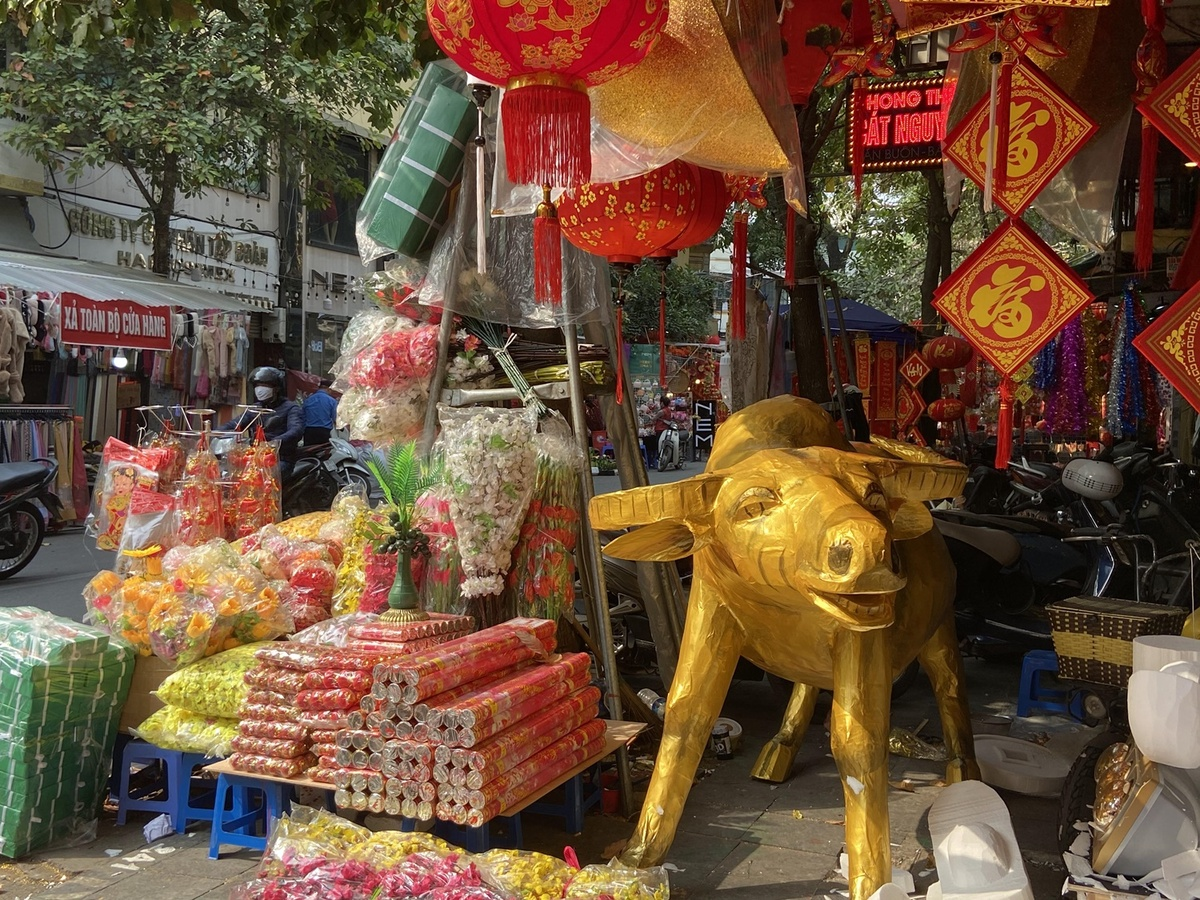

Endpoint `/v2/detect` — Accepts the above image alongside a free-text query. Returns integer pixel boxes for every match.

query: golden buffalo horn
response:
[588,474,725,531]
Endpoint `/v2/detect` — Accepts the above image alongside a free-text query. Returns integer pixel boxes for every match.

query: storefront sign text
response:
[59,291,172,352]
[848,77,946,173]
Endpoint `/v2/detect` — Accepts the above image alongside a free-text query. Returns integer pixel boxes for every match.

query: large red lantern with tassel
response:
[425,0,668,187]
[558,162,697,265]
[650,166,730,259]
[923,335,973,369]
[927,398,967,422]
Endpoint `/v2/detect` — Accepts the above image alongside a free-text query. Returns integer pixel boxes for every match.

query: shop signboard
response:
[847,76,946,174]
[59,292,172,352]
[693,399,716,456]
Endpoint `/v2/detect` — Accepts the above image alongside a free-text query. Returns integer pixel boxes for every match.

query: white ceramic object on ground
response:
[1133,635,1200,674]
[837,854,914,894]
[927,781,1034,900]
[866,885,910,900]
[974,735,1069,797]
[1129,663,1200,769]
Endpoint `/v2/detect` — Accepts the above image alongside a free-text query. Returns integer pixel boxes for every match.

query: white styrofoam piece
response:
[974,736,1069,797]
[1133,635,1200,674]
[866,885,909,900]
[927,781,1034,900]
[1162,849,1200,899]
[926,883,942,900]
[1130,669,1200,768]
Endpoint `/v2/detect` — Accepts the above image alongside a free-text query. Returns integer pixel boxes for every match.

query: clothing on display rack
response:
[0,405,88,521]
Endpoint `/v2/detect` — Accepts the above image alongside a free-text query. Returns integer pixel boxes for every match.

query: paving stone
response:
[137,844,257,880]
[29,873,114,900]
[710,843,838,900]
[79,874,224,900]
[739,810,847,857]
[660,828,741,890]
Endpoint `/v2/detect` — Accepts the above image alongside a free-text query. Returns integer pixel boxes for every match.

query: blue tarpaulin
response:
[778,297,916,342]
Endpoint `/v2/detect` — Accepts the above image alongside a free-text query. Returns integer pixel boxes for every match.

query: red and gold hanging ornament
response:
[927,397,967,422]
[1132,0,1168,273]
[897,383,924,429]
[1134,281,1200,414]
[933,216,1094,467]
[944,58,1097,218]
[900,350,932,386]
[425,0,668,188]
[948,7,1066,58]
[823,0,897,87]
[723,175,768,342]
[875,341,898,420]
[923,335,974,369]
[779,0,846,105]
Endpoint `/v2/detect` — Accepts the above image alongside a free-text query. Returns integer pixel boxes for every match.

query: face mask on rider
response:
[254,385,274,402]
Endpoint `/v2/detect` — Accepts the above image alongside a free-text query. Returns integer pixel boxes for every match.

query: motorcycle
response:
[657,423,688,472]
[0,458,61,580]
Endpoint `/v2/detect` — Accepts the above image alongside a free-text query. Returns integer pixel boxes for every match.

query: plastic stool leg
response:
[565,774,584,834]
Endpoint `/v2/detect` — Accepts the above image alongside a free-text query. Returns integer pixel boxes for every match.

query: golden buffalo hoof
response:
[750,738,799,783]
[945,756,982,783]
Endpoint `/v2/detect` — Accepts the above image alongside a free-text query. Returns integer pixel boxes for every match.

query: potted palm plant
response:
[366,441,441,624]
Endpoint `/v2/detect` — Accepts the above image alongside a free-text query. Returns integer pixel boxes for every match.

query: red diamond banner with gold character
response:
[933,217,1094,375]
[1134,284,1200,411]
[899,351,931,386]
[897,384,923,429]
[944,60,1097,218]
[1139,46,1200,166]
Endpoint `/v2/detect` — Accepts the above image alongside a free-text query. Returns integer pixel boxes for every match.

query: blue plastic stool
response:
[108,733,131,804]
[396,815,524,853]
[208,772,290,857]
[527,764,602,834]
[1017,650,1071,717]
[115,740,218,830]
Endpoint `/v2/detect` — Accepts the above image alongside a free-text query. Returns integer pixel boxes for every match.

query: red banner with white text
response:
[59,292,172,352]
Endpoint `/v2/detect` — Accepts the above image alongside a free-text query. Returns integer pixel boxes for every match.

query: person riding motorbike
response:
[221,367,304,478]
[655,398,692,463]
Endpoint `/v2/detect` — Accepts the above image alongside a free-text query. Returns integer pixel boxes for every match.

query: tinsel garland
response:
[1131,295,1161,435]
[1033,338,1059,392]
[1106,287,1158,437]
[1043,316,1088,434]
[1082,307,1107,434]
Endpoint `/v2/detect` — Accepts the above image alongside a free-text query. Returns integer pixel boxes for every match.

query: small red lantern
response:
[927,398,966,422]
[650,166,731,260]
[426,0,668,187]
[923,336,973,370]
[558,162,698,266]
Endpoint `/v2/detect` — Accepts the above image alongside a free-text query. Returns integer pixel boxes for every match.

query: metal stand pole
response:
[814,278,852,438]
[419,311,456,456]
[825,277,857,388]
[562,300,635,818]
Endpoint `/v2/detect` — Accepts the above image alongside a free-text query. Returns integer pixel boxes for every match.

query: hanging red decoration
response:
[730,211,748,341]
[533,186,562,305]
[779,0,846,105]
[558,161,697,265]
[900,350,932,386]
[927,397,967,422]
[1133,0,1167,272]
[923,335,973,369]
[425,0,668,187]
[658,266,668,386]
[650,165,731,260]
[823,0,897,87]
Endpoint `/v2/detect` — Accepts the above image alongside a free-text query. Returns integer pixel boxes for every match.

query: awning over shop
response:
[0,248,253,313]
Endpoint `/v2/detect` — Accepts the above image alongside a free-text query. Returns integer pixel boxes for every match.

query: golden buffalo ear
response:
[890,500,934,540]
[602,521,713,561]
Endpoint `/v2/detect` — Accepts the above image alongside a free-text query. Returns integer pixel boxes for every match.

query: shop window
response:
[220,135,268,197]
[307,134,369,253]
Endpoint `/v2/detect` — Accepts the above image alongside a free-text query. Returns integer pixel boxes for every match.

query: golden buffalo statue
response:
[590,396,978,900]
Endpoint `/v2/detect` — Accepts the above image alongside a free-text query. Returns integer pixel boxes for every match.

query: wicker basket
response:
[1046,596,1189,686]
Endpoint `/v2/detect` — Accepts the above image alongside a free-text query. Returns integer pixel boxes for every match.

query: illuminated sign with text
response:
[848,76,946,174]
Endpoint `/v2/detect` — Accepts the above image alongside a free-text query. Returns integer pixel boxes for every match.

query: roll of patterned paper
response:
[463,687,600,788]
[348,614,475,644]
[302,669,373,692]
[230,752,316,778]
[468,725,607,824]
[442,654,591,729]
[451,666,591,748]
[414,663,531,725]
[468,721,606,811]
[380,619,556,702]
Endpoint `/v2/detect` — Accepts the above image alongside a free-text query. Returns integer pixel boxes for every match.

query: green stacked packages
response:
[365,83,475,259]
[0,607,134,858]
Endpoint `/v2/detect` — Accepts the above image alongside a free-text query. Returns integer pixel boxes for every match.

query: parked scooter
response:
[0,458,61,579]
[657,423,688,472]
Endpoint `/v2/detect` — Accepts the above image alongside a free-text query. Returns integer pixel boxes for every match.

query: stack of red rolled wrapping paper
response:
[325,617,605,825]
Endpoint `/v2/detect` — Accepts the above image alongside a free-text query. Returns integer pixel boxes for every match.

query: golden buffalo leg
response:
[917,616,981,782]
[831,628,892,900]
[620,580,744,867]
[750,681,819,783]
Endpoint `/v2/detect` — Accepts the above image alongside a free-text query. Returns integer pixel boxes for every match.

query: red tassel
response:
[995,376,1014,469]
[534,186,562,305]
[615,301,625,405]
[852,79,865,201]
[995,59,1015,195]
[1135,119,1158,273]
[730,211,748,341]
[658,274,668,386]
[502,81,590,186]
[784,206,796,287]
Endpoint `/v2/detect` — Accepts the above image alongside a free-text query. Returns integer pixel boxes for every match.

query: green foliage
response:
[0,1,416,269]
[618,262,717,343]
[365,440,441,538]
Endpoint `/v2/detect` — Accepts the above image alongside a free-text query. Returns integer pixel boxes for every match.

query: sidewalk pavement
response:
[3,655,1090,900]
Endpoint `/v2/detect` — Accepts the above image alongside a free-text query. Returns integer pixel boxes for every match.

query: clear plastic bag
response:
[290,613,380,648]
[176,443,225,546]
[132,706,238,757]
[87,438,161,550]
[476,849,574,900]
[345,831,457,868]
[259,804,372,877]
[115,489,175,577]
[565,862,670,900]
[229,751,316,778]
[82,570,126,632]
[155,642,268,718]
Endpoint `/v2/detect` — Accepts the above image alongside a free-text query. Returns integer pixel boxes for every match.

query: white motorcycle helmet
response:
[1061,458,1124,500]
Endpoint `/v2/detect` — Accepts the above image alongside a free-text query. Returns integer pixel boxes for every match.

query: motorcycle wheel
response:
[0,502,44,580]
[1057,733,1124,854]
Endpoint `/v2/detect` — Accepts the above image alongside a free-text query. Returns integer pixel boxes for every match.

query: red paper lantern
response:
[558,161,698,266]
[923,335,973,369]
[779,0,846,105]
[650,166,731,259]
[426,0,668,187]
[927,397,966,422]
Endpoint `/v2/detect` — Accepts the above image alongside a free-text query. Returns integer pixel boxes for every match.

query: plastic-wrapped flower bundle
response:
[326,488,374,616]
[177,440,225,546]
[565,862,670,900]
[133,706,238,757]
[229,433,282,539]
[438,406,537,609]
[504,430,583,622]
[416,488,464,615]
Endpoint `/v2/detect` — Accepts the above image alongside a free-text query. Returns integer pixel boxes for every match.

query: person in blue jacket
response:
[302,378,339,447]
[222,367,304,478]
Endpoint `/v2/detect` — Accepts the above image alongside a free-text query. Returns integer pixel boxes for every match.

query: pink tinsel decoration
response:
[1044,316,1089,435]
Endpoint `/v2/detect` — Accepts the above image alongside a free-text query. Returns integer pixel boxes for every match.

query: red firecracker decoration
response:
[927,397,967,422]
[534,185,562,305]
[425,0,668,186]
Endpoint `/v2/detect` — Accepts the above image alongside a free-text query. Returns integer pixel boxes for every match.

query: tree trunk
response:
[582,307,685,687]
[149,153,180,276]
[918,169,956,444]
[791,220,832,404]
[729,289,769,411]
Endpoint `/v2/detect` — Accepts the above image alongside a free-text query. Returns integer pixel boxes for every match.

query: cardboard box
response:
[117,654,172,733]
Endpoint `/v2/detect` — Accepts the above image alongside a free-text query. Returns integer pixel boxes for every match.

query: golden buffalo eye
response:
[733,487,780,521]
[863,485,888,513]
